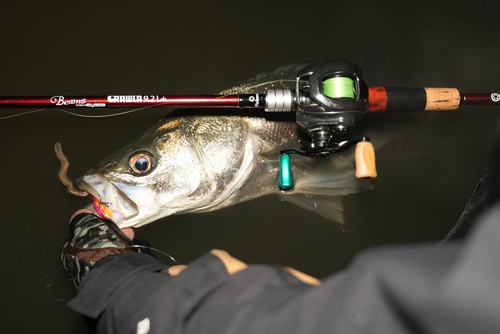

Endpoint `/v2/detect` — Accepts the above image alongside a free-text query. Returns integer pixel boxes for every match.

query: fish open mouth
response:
[77,174,140,226]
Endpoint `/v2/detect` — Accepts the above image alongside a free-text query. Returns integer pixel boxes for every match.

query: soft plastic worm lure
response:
[54,143,89,197]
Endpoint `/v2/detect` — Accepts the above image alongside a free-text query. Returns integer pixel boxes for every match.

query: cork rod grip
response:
[424,88,460,110]
[355,141,378,179]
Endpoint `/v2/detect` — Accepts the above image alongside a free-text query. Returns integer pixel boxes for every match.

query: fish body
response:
[77,65,372,228]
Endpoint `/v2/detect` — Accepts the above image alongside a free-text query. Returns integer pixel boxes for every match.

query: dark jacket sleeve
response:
[67,205,500,334]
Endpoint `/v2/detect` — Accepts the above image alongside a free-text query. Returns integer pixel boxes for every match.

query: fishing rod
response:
[2,60,498,191]
[0,84,496,110]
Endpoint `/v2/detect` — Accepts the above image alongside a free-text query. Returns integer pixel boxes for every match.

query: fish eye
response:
[128,151,155,175]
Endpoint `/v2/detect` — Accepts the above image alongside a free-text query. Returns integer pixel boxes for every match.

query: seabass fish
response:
[76,65,372,228]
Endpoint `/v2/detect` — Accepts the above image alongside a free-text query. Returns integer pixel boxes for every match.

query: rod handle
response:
[367,87,461,112]
[355,140,377,179]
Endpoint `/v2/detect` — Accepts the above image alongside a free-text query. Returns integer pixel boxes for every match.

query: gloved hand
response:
[61,210,143,290]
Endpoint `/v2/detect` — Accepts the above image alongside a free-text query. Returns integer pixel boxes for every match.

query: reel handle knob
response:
[278,153,294,191]
[355,138,377,179]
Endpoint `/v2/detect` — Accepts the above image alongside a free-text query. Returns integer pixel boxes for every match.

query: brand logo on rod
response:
[50,96,87,106]
[108,95,143,103]
[107,96,169,103]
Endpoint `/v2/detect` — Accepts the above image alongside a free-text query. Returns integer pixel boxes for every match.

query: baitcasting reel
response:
[294,60,369,152]
[264,60,376,191]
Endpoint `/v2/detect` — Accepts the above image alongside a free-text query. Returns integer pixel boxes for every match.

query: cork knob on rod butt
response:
[355,138,377,179]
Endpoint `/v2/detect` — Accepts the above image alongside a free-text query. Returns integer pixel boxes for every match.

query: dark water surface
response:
[1,1,499,332]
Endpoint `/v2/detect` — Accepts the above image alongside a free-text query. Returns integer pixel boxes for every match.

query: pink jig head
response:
[91,195,113,220]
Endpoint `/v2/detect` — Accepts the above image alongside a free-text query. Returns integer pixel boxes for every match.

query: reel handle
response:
[355,139,377,179]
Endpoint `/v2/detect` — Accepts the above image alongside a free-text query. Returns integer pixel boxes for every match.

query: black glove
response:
[61,212,141,290]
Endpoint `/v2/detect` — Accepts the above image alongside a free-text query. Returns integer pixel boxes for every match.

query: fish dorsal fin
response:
[218,64,307,95]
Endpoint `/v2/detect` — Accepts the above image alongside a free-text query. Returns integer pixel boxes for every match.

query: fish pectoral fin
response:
[259,139,276,155]
[279,163,373,225]
[261,138,302,157]
[279,193,344,224]
[272,138,302,154]
[295,163,373,196]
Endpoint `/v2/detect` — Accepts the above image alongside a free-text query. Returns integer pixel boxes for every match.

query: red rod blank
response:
[0,95,240,108]
[461,93,500,105]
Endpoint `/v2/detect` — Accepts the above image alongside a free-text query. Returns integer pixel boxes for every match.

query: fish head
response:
[77,116,259,228]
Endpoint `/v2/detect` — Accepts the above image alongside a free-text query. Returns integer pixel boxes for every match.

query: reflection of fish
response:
[76,65,372,228]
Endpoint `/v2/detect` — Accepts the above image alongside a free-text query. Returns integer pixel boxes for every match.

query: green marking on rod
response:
[278,153,294,191]
[323,77,355,99]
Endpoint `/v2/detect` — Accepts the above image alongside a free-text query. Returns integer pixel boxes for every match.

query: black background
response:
[0,1,499,332]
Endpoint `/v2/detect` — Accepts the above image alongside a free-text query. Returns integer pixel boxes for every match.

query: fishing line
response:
[0,106,157,120]
[323,77,355,99]
[0,267,63,302]
[54,105,158,118]
[0,108,47,120]
[126,244,179,265]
